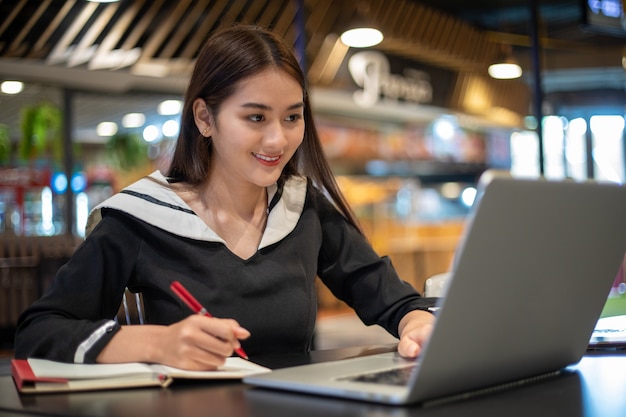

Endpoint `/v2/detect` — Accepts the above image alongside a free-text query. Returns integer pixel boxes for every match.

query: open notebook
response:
[12,357,270,393]
[245,174,626,405]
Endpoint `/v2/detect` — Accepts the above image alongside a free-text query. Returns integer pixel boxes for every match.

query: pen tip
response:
[235,348,249,360]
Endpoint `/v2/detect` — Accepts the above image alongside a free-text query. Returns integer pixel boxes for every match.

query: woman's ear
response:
[193,98,213,137]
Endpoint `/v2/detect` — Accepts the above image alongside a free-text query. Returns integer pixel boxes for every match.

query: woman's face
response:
[199,68,305,189]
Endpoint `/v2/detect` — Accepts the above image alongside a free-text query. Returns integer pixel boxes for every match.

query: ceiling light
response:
[122,113,146,128]
[1,80,24,95]
[340,2,383,48]
[488,45,522,79]
[162,120,180,137]
[157,99,182,115]
[96,122,118,136]
[488,61,523,79]
[143,125,160,143]
[340,27,383,48]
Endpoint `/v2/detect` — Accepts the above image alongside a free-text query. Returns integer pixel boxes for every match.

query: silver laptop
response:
[244,173,626,405]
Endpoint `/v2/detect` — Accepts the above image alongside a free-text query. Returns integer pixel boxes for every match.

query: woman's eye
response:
[249,115,264,122]
[286,114,303,122]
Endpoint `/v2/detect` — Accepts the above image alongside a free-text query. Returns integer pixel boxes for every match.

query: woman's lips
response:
[253,153,281,166]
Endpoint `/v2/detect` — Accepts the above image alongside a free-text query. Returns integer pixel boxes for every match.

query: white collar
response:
[86,170,307,249]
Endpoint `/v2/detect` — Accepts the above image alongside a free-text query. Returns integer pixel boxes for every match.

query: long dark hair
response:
[167,25,362,234]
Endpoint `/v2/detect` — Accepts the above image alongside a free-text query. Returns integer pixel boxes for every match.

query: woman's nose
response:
[263,122,289,148]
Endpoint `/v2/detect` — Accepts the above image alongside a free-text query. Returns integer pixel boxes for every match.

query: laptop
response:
[244,173,626,405]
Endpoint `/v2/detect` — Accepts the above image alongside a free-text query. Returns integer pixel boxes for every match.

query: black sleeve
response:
[14,210,142,363]
[313,186,436,338]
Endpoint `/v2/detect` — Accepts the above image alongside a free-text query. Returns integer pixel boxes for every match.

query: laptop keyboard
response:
[339,365,417,386]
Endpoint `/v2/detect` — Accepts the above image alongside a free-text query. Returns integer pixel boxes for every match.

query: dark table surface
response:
[1,345,625,417]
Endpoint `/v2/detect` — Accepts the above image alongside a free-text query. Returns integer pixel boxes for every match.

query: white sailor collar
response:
[86,170,307,249]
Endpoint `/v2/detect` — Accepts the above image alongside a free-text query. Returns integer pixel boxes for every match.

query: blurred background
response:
[1,0,625,351]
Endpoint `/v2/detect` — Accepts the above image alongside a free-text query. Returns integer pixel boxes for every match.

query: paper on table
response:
[27,357,268,380]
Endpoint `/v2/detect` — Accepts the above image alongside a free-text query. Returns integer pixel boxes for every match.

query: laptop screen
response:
[589,256,626,349]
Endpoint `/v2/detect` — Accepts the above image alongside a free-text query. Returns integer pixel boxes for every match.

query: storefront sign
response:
[348,51,433,108]
[584,0,626,34]
[0,167,50,187]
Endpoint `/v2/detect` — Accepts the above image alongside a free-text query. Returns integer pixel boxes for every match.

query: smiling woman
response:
[15,25,437,371]
[189,69,304,193]
[165,30,326,262]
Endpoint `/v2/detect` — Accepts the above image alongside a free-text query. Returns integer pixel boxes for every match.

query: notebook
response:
[12,357,270,394]
[244,173,626,405]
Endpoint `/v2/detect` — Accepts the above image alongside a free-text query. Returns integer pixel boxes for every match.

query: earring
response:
[202,128,208,136]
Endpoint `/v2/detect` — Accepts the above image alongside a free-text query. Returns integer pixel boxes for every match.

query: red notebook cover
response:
[11,359,68,391]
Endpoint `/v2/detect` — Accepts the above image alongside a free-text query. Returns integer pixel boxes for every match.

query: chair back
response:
[115,289,145,325]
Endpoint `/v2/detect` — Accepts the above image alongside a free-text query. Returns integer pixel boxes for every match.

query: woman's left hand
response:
[397,310,436,358]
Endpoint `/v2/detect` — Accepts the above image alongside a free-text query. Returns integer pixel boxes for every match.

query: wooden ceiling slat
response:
[408,6,433,46]
[89,0,146,70]
[46,1,99,64]
[449,70,471,112]
[305,0,349,67]
[454,24,473,61]
[239,0,270,25]
[7,0,52,55]
[307,32,336,83]
[179,0,232,59]
[366,0,386,17]
[0,0,27,39]
[141,0,193,60]
[379,3,497,72]
[254,0,284,29]
[420,9,443,51]
[380,0,406,38]
[303,0,329,36]
[375,0,400,29]
[120,0,166,50]
[68,2,121,67]
[31,0,77,57]
[459,27,480,66]
[159,0,211,59]
[307,33,349,85]
[214,0,248,31]
[483,42,500,66]
[434,15,455,55]
[304,0,338,65]
[445,20,465,60]
[94,0,145,53]
[178,0,249,58]
[273,1,297,39]
[471,30,493,65]
[396,2,418,39]
[393,0,415,33]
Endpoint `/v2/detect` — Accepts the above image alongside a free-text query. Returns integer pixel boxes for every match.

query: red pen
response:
[170,280,249,360]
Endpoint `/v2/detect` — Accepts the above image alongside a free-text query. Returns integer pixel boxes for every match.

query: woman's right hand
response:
[157,315,250,370]
[97,315,250,370]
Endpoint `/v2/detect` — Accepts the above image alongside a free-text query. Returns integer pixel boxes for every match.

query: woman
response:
[15,25,435,370]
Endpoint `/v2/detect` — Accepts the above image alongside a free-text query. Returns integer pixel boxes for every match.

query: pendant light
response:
[340,2,383,48]
[488,45,523,79]
[340,27,383,48]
